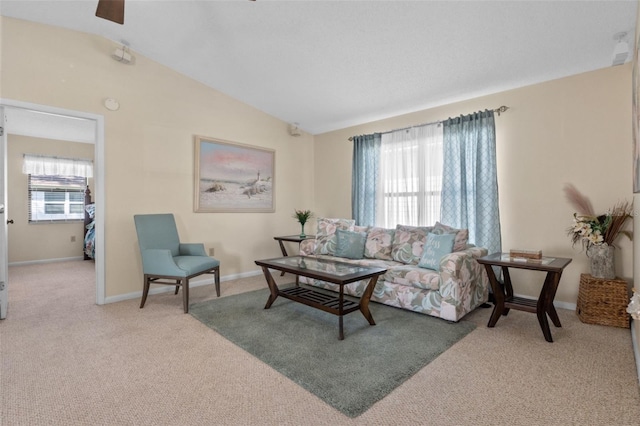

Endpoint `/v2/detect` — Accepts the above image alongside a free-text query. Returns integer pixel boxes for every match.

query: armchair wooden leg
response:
[214,266,220,297]
[140,275,150,309]
[183,279,189,313]
[174,279,180,295]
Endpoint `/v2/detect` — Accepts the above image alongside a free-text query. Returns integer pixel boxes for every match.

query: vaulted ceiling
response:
[1,0,637,134]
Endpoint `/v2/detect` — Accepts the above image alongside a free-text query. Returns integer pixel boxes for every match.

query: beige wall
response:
[0,16,635,309]
[314,64,633,306]
[7,135,94,263]
[1,17,315,298]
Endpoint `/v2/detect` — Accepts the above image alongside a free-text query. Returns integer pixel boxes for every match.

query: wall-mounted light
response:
[612,31,629,66]
[288,123,302,137]
[111,43,135,65]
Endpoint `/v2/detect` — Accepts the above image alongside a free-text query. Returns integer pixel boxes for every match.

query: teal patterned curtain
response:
[352,133,381,226]
[441,110,501,255]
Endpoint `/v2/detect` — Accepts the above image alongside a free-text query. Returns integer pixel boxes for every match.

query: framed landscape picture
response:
[194,136,275,212]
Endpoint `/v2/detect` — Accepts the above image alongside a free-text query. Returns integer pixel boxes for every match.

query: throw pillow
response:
[432,222,469,252]
[364,227,395,260]
[418,233,456,270]
[334,229,367,260]
[390,225,433,265]
[315,218,356,255]
[353,225,370,233]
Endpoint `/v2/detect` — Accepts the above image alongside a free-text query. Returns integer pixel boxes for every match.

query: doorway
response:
[0,99,105,310]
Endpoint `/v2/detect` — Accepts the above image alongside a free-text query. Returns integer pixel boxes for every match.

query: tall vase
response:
[299,223,306,238]
[587,243,615,279]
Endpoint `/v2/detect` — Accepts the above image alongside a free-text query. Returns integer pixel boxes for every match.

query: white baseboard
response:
[9,256,85,266]
[551,299,577,311]
[103,269,263,304]
[513,292,577,311]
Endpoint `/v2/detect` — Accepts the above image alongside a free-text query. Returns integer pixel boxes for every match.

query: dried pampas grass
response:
[603,200,633,246]
[563,183,595,217]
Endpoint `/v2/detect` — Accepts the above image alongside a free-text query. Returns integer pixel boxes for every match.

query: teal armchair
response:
[134,214,220,313]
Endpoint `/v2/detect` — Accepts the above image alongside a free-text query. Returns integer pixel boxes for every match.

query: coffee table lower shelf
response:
[280,286,360,315]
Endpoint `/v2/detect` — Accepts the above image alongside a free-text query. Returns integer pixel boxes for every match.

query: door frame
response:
[0,98,106,305]
[0,107,7,318]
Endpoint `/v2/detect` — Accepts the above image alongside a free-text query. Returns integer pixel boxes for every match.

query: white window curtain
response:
[377,124,443,228]
[22,154,93,178]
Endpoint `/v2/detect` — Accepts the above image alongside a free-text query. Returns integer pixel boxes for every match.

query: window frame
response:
[28,174,87,224]
[378,128,443,228]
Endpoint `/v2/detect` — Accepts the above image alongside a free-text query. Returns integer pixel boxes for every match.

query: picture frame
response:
[194,135,275,212]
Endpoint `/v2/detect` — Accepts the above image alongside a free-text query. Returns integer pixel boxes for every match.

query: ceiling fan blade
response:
[96,0,125,25]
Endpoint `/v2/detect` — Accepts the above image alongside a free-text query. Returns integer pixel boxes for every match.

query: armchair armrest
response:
[141,249,185,276]
[179,243,208,256]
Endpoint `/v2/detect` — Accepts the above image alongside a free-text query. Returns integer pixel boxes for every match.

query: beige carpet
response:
[2,260,639,425]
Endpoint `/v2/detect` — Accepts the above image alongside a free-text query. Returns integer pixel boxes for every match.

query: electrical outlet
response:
[70,236,76,242]
[209,248,215,256]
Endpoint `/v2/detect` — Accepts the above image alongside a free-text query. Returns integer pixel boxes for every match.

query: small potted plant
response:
[293,209,313,238]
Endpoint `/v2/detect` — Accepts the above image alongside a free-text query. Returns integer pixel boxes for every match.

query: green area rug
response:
[189,287,475,417]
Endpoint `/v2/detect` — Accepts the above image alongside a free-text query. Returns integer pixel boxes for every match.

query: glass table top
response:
[263,256,380,277]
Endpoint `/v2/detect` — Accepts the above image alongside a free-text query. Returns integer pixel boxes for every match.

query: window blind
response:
[28,175,87,223]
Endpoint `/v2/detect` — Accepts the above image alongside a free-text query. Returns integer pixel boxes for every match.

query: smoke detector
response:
[612,32,629,66]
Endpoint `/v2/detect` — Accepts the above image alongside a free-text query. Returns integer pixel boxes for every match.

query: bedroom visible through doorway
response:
[0,100,105,318]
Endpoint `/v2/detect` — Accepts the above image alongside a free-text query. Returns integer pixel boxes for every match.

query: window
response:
[377,124,443,228]
[28,175,87,223]
[352,110,500,256]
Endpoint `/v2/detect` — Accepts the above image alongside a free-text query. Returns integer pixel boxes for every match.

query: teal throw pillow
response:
[334,229,367,260]
[418,233,456,270]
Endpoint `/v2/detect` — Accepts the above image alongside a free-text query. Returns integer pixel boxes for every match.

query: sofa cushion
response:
[310,254,439,291]
[364,227,395,260]
[315,218,355,255]
[391,225,433,265]
[334,229,367,260]
[418,233,456,270]
[433,222,469,252]
[354,225,370,233]
[382,264,440,291]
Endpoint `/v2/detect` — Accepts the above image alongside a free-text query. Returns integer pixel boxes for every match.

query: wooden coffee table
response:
[254,256,387,340]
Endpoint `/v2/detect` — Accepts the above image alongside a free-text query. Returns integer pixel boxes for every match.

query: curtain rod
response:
[23,153,92,162]
[347,105,510,141]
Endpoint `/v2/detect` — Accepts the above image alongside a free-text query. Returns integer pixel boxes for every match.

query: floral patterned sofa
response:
[298,218,489,322]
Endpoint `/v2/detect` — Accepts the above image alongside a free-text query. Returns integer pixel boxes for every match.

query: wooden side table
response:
[477,253,572,343]
[273,235,315,276]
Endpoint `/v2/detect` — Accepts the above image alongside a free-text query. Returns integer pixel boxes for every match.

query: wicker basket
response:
[576,273,630,328]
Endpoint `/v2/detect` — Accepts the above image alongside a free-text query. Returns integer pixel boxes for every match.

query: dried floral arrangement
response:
[563,184,633,250]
